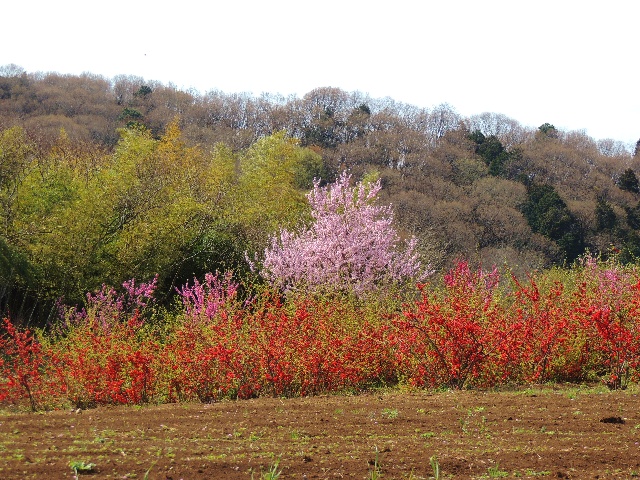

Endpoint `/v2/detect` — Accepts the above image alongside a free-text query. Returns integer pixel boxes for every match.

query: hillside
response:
[1,65,640,319]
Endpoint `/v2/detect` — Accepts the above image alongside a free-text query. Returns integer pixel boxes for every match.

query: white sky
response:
[2,0,638,146]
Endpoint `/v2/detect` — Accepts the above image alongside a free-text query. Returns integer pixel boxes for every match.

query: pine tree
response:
[618,168,640,193]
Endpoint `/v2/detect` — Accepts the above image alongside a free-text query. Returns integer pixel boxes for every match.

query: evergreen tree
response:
[468,130,509,177]
[520,183,584,261]
[538,123,558,137]
[626,202,640,230]
[618,168,640,193]
[595,198,617,231]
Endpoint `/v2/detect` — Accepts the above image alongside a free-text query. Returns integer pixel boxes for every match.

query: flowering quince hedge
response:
[2,255,640,410]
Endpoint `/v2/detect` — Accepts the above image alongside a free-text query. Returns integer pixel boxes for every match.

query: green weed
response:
[251,456,282,479]
[430,455,441,480]
[486,463,508,477]
[381,408,399,419]
[70,460,96,477]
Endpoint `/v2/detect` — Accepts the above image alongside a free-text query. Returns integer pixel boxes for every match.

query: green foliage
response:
[293,148,329,190]
[0,127,40,314]
[477,135,505,164]
[620,231,640,262]
[468,130,485,145]
[134,85,152,97]
[301,103,343,149]
[618,168,640,193]
[381,407,399,419]
[520,183,584,261]
[468,130,511,177]
[430,455,441,480]
[521,184,568,235]
[93,119,244,297]
[118,107,142,121]
[251,457,282,479]
[0,236,32,291]
[595,198,616,231]
[538,123,557,137]
[451,156,488,185]
[3,71,640,318]
[0,123,326,317]
[367,448,383,480]
[487,463,509,477]
[3,121,234,304]
[232,131,318,249]
[625,202,640,230]
[0,126,35,229]
[357,103,371,115]
[69,460,96,475]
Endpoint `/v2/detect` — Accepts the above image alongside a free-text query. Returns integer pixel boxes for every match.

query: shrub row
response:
[2,257,640,410]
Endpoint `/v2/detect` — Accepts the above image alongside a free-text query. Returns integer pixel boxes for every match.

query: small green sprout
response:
[70,460,96,476]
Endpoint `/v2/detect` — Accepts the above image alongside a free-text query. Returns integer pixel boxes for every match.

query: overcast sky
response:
[3,0,638,146]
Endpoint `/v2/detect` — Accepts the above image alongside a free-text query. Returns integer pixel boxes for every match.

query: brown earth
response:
[1,385,640,479]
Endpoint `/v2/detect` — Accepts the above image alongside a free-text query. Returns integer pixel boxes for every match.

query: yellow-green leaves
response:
[1,124,326,305]
[232,131,320,248]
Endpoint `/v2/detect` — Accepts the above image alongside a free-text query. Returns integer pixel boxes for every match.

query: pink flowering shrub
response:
[56,276,158,334]
[259,172,431,297]
[177,272,240,323]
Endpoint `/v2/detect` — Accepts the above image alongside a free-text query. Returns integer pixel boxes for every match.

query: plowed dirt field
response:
[2,386,639,479]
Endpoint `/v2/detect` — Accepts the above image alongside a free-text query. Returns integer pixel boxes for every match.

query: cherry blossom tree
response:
[258,172,431,297]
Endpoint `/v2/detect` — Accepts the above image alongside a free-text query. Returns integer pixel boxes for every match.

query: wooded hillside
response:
[2,65,639,322]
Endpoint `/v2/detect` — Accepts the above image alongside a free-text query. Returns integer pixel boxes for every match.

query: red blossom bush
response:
[158,291,395,402]
[393,261,514,389]
[3,257,640,410]
[568,255,640,388]
[47,315,160,407]
[0,318,49,410]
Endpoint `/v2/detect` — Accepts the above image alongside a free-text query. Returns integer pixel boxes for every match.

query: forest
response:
[1,63,640,324]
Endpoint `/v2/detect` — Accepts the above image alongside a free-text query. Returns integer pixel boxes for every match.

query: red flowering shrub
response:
[3,256,640,410]
[0,318,49,410]
[393,262,514,389]
[568,255,640,388]
[158,290,396,402]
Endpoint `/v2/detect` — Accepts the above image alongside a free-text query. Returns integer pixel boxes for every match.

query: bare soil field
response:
[1,386,639,479]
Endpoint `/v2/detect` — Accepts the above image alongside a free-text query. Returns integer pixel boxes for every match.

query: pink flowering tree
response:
[258,172,431,297]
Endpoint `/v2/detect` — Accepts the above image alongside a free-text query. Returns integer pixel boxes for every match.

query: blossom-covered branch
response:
[260,172,431,296]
